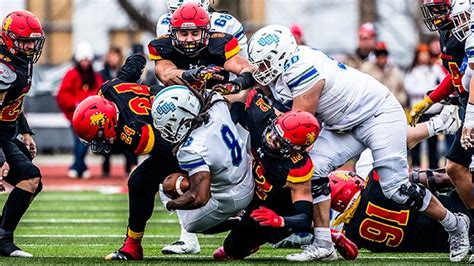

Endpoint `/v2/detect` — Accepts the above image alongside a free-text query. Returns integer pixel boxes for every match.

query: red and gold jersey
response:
[148,32,240,69]
[100,79,169,156]
[0,46,32,129]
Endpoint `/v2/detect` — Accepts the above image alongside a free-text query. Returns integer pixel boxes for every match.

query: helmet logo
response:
[2,17,12,31]
[257,34,280,46]
[335,171,351,181]
[155,102,176,115]
[305,131,316,145]
[181,22,197,27]
[90,112,108,126]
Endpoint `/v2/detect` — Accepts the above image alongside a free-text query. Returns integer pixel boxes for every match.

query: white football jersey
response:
[269,46,390,131]
[156,11,247,57]
[177,94,252,194]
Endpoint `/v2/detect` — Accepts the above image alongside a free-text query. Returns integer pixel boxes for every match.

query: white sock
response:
[313,227,332,248]
[177,213,198,243]
[440,211,458,232]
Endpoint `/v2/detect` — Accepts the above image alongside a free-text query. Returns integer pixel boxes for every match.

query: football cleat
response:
[213,247,234,260]
[449,213,470,262]
[286,244,337,262]
[162,240,200,255]
[105,236,143,260]
[331,230,358,260]
[0,239,32,257]
[469,254,474,263]
[272,232,313,248]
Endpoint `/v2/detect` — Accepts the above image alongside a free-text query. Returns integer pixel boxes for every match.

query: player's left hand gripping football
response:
[21,133,37,159]
[212,82,241,95]
[461,103,474,149]
[250,206,284,228]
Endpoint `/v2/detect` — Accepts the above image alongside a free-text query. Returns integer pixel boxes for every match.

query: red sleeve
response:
[287,155,314,183]
[134,124,155,155]
[56,70,79,118]
[427,73,456,103]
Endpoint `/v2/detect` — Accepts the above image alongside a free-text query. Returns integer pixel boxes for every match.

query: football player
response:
[73,54,182,260]
[0,10,45,257]
[151,86,255,236]
[330,170,472,253]
[212,90,322,260]
[246,24,470,262]
[148,3,254,94]
[156,0,247,57]
[150,2,255,254]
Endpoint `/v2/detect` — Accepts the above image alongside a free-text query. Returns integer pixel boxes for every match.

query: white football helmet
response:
[248,25,298,86]
[451,0,471,41]
[152,85,201,143]
[167,0,210,12]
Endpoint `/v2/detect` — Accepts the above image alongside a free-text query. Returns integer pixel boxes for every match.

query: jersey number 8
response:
[220,125,242,166]
[214,14,232,27]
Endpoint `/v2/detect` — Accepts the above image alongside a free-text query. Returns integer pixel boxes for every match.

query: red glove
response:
[212,82,241,95]
[250,206,284,228]
[331,229,358,260]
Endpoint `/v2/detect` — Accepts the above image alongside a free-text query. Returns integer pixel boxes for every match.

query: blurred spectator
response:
[99,46,138,178]
[360,41,408,108]
[404,43,446,168]
[290,24,306,45]
[343,22,377,70]
[57,42,103,179]
[99,46,124,81]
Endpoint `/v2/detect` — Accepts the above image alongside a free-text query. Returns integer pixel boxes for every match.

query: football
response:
[162,172,190,199]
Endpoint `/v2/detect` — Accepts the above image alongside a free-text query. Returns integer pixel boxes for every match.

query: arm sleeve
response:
[285,60,322,98]
[0,148,5,165]
[427,73,456,103]
[17,112,34,135]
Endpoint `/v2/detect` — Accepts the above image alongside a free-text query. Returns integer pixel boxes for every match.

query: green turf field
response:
[0,191,454,264]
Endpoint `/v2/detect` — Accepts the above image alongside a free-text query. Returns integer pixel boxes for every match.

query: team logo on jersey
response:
[155,102,176,115]
[89,112,107,126]
[257,34,280,46]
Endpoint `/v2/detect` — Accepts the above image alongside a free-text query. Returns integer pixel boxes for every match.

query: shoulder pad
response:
[0,62,16,85]
[148,37,174,61]
[287,154,314,183]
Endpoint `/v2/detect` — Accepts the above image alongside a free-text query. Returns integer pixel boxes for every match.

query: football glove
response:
[250,206,284,228]
[331,230,358,260]
[212,82,241,95]
[408,96,433,126]
[182,66,225,83]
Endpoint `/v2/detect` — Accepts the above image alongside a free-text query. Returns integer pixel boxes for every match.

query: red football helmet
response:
[421,0,452,31]
[1,10,45,63]
[72,96,118,154]
[263,110,320,157]
[329,171,366,213]
[170,2,210,56]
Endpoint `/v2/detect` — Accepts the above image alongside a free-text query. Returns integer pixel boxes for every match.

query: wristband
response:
[465,103,474,128]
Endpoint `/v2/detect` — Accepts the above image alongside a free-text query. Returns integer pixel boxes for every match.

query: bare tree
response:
[116,0,155,35]
[359,0,377,25]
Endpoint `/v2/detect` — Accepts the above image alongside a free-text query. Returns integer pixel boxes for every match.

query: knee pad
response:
[311,177,331,204]
[390,183,432,211]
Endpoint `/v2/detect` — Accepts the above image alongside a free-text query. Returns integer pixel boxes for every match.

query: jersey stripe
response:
[234,26,245,41]
[147,44,162,61]
[288,67,319,90]
[179,159,207,170]
[135,124,155,155]
[287,162,314,183]
[224,37,240,59]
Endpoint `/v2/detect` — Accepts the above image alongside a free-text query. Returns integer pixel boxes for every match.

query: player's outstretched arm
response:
[166,170,211,211]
